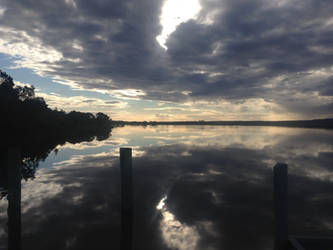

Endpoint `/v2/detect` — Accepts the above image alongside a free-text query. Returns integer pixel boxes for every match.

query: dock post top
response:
[120,148,132,153]
[274,162,288,168]
[274,163,288,172]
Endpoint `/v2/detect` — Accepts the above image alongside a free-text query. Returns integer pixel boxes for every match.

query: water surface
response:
[1,125,333,250]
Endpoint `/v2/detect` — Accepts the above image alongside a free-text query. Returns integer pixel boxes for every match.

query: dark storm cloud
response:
[0,0,333,116]
[0,0,168,86]
[164,0,333,115]
[168,1,333,84]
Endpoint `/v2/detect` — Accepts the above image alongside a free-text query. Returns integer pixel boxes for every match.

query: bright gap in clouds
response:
[156,0,201,50]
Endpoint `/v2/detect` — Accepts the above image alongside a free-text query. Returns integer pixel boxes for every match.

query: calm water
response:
[1,125,333,250]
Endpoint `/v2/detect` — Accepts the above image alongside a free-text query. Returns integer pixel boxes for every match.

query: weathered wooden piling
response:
[120,148,133,250]
[7,147,21,250]
[274,163,288,250]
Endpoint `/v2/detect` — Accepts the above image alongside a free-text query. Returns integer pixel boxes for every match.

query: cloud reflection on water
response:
[157,195,200,250]
[1,126,333,250]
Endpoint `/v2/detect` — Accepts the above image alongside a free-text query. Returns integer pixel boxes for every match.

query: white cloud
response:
[108,89,146,100]
[0,27,62,74]
[37,92,128,111]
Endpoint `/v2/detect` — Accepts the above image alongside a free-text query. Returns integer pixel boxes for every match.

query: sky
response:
[0,0,333,121]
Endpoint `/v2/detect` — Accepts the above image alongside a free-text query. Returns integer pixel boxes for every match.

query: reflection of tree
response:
[0,149,8,197]
[21,158,39,180]
[0,70,113,180]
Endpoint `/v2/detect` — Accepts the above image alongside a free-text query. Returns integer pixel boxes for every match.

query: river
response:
[1,125,333,250]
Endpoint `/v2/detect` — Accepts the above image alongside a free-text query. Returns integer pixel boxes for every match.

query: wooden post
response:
[274,163,288,250]
[7,147,21,250]
[120,148,133,250]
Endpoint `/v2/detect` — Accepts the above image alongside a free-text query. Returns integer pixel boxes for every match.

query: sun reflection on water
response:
[157,195,200,250]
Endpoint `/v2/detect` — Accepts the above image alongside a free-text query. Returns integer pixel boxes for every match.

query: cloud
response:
[37,92,128,111]
[0,0,333,118]
[21,174,64,214]
[59,137,128,150]
[141,98,291,121]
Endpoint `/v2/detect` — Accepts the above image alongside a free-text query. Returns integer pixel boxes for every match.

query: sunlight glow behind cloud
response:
[156,0,201,49]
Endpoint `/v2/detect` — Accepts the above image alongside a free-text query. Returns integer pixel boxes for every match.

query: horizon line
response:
[112,118,333,123]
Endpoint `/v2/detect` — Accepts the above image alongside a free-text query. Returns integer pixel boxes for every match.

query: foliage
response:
[0,70,113,183]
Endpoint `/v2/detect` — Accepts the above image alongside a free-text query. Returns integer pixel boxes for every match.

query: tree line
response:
[0,70,113,180]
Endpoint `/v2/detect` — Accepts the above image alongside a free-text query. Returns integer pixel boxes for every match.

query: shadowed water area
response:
[1,125,333,250]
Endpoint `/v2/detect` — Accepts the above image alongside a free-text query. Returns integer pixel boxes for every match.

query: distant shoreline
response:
[112,118,333,129]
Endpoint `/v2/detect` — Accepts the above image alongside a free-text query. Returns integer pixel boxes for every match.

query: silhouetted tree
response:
[0,70,113,179]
